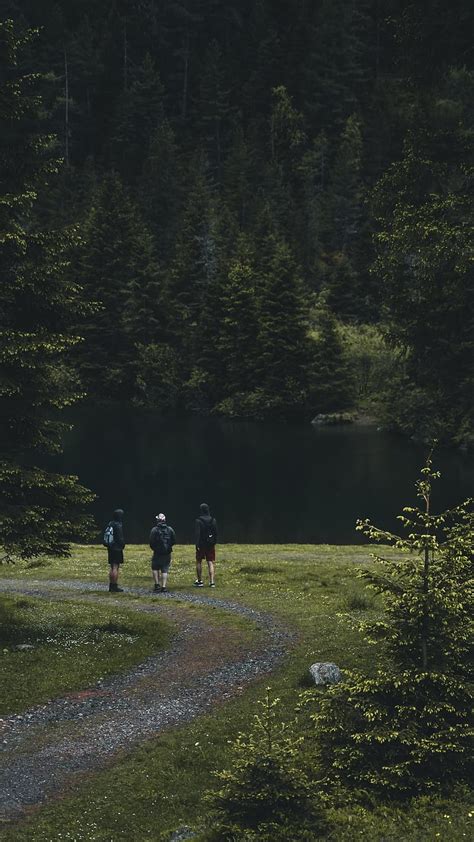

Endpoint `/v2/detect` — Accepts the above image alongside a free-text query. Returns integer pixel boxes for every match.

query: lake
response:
[55,410,473,545]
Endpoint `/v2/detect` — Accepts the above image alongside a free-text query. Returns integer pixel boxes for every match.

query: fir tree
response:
[0,20,94,562]
[167,158,218,365]
[311,455,474,797]
[216,236,260,412]
[110,53,165,180]
[138,119,183,260]
[257,236,310,417]
[194,38,231,174]
[309,300,353,413]
[372,71,474,443]
[77,171,164,400]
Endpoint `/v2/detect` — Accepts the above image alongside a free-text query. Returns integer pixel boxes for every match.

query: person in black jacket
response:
[107,508,125,592]
[194,502,218,588]
[149,513,176,593]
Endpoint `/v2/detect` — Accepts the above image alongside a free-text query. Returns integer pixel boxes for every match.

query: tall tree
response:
[372,70,474,442]
[256,235,310,417]
[77,171,165,400]
[0,20,94,562]
[110,53,165,181]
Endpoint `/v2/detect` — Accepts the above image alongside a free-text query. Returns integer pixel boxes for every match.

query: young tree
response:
[205,690,327,841]
[312,454,473,797]
[0,20,94,562]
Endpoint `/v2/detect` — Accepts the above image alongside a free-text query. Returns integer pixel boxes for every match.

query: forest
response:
[1,0,473,445]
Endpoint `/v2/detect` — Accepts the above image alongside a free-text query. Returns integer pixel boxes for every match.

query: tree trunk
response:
[64,47,69,167]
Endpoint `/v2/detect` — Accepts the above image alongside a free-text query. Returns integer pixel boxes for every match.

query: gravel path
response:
[0,579,295,821]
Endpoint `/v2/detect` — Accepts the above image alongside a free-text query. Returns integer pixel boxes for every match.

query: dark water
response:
[54,409,473,544]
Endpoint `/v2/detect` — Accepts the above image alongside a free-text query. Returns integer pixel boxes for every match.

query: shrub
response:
[313,670,473,799]
[204,689,327,840]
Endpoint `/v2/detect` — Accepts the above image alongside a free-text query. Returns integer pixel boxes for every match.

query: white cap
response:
[156,513,166,522]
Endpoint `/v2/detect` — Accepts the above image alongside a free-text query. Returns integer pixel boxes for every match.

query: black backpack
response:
[199,517,217,547]
[152,524,172,554]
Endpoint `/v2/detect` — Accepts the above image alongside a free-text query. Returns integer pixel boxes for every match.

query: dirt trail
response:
[0,579,294,821]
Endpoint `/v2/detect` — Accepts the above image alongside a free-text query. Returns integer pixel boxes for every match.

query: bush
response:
[204,689,327,840]
[312,670,473,799]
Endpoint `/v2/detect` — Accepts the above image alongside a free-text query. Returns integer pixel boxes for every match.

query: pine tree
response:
[302,0,371,133]
[0,20,94,562]
[372,70,474,443]
[312,455,473,798]
[309,300,353,413]
[296,131,329,280]
[77,171,165,400]
[257,235,310,417]
[110,53,165,181]
[329,115,364,253]
[194,38,231,174]
[138,119,183,260]
[206,690,327,840]
[167,158,218,365]
[216,236,260,411]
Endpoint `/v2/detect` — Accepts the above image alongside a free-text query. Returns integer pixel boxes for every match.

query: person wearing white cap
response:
[149,513,176,592]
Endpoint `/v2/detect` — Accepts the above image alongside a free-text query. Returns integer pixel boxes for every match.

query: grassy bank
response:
[0,594,175,715]
[0,544,471,841]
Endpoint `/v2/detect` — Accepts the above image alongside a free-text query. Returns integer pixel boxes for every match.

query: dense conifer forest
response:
[1,0,473,443]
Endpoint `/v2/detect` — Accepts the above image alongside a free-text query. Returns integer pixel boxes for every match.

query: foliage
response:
[356,453,473,674]
[133,343,181,411]
[337,322,401,408]
[309,454,474,798]
[309,301,354,413]
[2,2,474,433]
[371,69,474,443]
[0,19,94,562]
[313,670,472,799]
[204,689,327,841]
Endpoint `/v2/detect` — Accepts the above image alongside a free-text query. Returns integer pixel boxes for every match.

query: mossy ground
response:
[0,544,471,841]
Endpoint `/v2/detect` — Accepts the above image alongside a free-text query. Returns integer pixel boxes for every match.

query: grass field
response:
[0,544,472,841]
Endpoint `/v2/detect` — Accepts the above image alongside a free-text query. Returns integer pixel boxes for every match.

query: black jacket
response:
[195,515,218,549]
[110,519,125,550]
[149,524,176,556]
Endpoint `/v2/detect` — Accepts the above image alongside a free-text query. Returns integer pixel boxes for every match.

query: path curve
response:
[0,579,295,821]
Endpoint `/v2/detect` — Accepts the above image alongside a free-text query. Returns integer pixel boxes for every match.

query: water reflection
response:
[55,410,473,544]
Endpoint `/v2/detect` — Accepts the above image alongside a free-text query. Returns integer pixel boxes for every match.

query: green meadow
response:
[0,544,471,841]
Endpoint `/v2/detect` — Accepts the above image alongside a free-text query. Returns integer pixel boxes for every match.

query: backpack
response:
[103,523,115,547]
[200,517,217,547]
[152,524,172,555]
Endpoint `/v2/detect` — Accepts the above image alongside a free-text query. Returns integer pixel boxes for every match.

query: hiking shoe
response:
[194,580,204,587]
[109,584,124,593]
[209,583,216,588]
[160,587,167,593]
[154,584,160,592]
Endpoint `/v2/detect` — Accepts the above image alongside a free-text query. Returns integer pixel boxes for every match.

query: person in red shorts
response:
[194,502,218,588]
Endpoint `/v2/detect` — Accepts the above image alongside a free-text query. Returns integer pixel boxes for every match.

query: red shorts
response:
[196,546,216,562]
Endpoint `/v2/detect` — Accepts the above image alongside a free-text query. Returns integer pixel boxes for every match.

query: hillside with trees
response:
[1,0,473,443]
